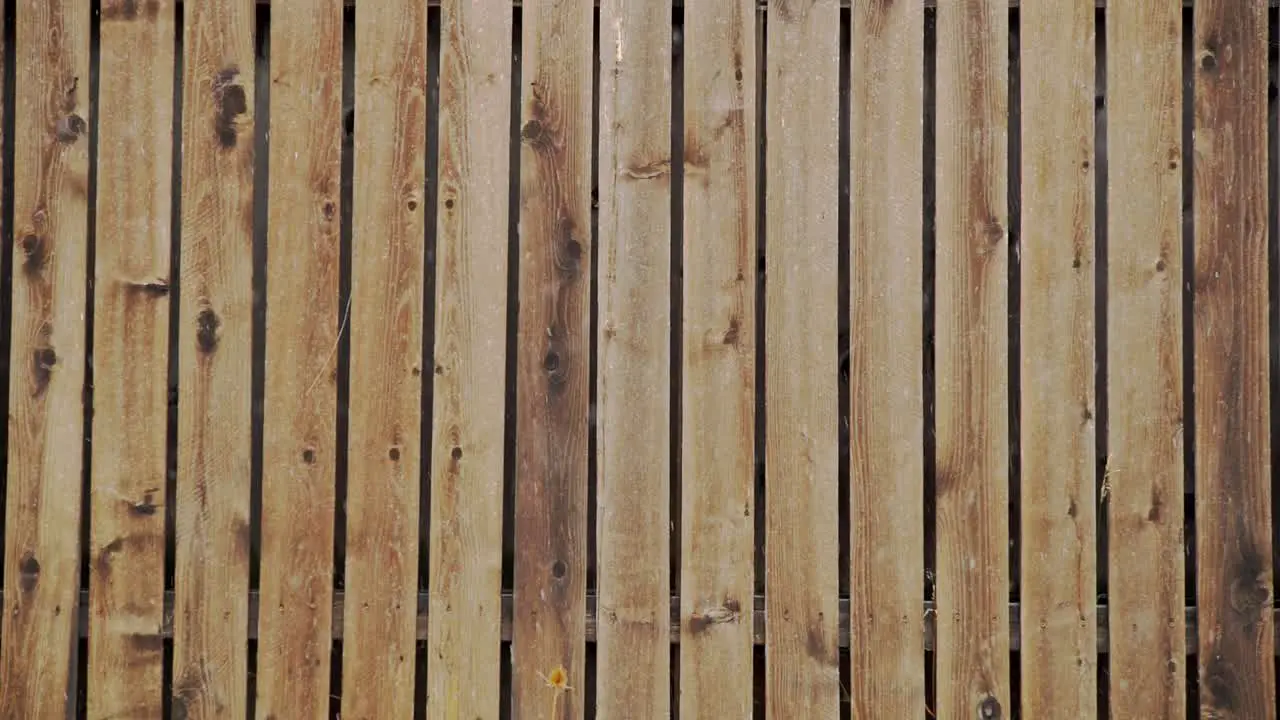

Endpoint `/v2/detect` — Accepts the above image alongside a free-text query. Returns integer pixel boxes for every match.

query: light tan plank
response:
[1192,0,1277,716]
[254,0,343,717]
[763,0,840,716]
[87,2,176,718]
[172,0,255,717]
[1105,1,1187,716]
[340,0,427,716]
[679,0,756,716]
[0,0,89,716]
[511,0,593,715]
[847,0,924,716]
[596,0,672,716]
[423,0,512,717]
[933,0,1011,717]
[1018,1,1097,717]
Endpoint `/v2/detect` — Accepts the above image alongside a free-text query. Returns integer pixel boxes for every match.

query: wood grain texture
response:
[933,1,1010,718]
[511,0,593,715]
[596,0,671,716]
[847,1,924,717]
[1105,2,1187,716]
[172,0,255,717]
[1192,0,1277,716]
[255,0,343,717]
[0,0,89,716]
[340,0,427,717]
[424,0,511,717]
[87,1,175,717]
[763,0,840,717]
[1018,1,1096,717]
[679,0,756,717]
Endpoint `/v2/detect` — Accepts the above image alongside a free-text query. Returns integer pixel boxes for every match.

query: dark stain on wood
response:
[128,631,165,654]
[979,695,1003,719]
[722,315,740,346]
[213,67,247,149]
[62,76,79,114]
[95,537,125,576]
[688,598,741,635]
[195,308,221,353]
[18,552,41,593]
[554,217,583,280]
[1228,542,1270,619]
[102,0,161,21]
[124,277,170,296]
[131,490,160,516]
[1147,485,1164,523]
[301,447,316,464]
[19,233,47,275]
[55,113,86,143]
[32,346,57,394]
[1202,652,1238,712]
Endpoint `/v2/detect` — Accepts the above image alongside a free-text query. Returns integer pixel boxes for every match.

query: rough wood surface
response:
[763,0,840,717]
[595,0,672,716]
[255,0,343,717]
[1106,1,1187,716]
[1018,1,1097,717]
[0,1,89,716]
[340,0,427,717]
[172,0,255,717]
[933,1,1011,718]
[424,0,511,717]
[1192,0,1277,716]
[87,1,175,718]
[847,1,924,717]
[511,0,593,716]
[679,0,756,717]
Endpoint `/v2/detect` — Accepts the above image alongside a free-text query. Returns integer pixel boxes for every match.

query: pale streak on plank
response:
[1192,0,1277,716]
[1018,1,1097,717]
[255,0,343,717]
[679,0,756,716]
[596,0,672,716]
[934,0,1010,718]
[172,0,256,717]
[511,0,593,715]
[847,0,924,717]
[0,1,89,716]
[340,0,427,716]
[424,0,511,717]
[763,0,840,717]
[87,2,175,718]
[1106,1,1187,717]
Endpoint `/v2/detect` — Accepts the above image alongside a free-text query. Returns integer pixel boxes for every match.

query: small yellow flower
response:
[537,665,572,718]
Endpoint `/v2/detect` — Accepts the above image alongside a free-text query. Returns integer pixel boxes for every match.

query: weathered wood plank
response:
[1106,1,1187,717]
[340,0,427,716]
[86,2,175,718]
[423,0,511,717]
[255,0,343,717]
[1018,1,1097,717]
[0,0,89,716]
[511,0,593,715]
[847,0,924,717]
[1192,0,1276,716]
[679,0,756,717]
[933,1,1010,718]
[596,0,672,716]
[249,0,1280,8]
[763,0,840,717]
[172,0,256,717]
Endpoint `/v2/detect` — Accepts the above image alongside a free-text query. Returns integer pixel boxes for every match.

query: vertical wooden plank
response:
[1105,1,1186,717]
[511,0,592,714]
[1192,0,1276,716]
[424,0,511,717]
[87,1,175,717]
[1018,1,1096,717]
[173,0,255,716]
[763,0,839,717]
[255,0,342,717]
[0,0,89,716]
[596,0,671,716]
[933,1,1010,718]
[679,0,755,716]
[847,0,924,717]
[340,0,427,715]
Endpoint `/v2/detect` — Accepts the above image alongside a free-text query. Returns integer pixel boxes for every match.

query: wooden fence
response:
[0,0,1278,718]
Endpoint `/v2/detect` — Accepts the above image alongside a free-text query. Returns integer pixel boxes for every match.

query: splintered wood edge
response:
[40,590,1277,653]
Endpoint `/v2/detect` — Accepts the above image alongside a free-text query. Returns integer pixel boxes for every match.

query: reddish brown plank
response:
[679,0,756,716]
[847,0,925,716]
[1106,1,1188,716]
[87,1,176,718]
[1192,0,1276,716]
[0,0,89,715]
[933,0,1011,717]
